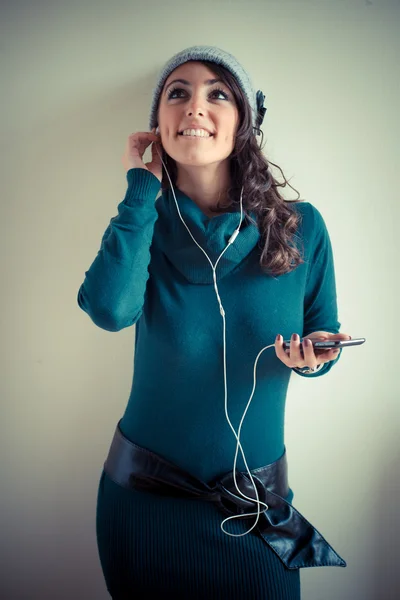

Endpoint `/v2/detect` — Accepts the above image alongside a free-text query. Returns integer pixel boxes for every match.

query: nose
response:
[187,107,205,118]
[186,92,206,118]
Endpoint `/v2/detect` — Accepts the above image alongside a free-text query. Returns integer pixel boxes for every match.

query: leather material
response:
[103,419,347,570]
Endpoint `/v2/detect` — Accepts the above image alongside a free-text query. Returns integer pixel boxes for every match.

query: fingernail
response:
[276,334,281,341]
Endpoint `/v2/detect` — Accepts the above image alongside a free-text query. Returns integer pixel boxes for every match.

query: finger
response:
[317,349,338,364]
[289,333,302,365]
[329,347,341,359]
[275,335,291,366]
[326,333,351,340]
[316,345,341,364]
[302,337,318,367]
[295,335,332,368]
[298,336,328,368]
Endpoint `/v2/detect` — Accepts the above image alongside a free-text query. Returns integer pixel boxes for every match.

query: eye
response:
[167,87,229,101]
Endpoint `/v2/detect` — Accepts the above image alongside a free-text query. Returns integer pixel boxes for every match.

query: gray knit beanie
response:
[148,45,266,134]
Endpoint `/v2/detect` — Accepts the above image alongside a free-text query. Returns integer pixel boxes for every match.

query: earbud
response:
[155,126,160,135]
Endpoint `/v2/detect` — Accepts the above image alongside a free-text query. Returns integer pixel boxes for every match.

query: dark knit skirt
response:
[96,467,301,600]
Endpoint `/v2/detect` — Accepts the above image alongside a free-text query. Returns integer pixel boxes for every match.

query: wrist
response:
[292,363,324,375]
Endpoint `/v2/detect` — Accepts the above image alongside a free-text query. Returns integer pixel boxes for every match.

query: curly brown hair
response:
[157,60,305,277]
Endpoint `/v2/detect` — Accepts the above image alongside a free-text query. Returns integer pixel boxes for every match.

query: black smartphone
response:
[282,337,366,354]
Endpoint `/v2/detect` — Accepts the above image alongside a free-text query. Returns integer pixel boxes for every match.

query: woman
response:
[78,45,350,599]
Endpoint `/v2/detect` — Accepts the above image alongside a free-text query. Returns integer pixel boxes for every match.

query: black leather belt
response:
[103,419,346,571]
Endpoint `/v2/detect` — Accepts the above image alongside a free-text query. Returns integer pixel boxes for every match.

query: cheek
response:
[217,129,233,143]
[223,132,236,144]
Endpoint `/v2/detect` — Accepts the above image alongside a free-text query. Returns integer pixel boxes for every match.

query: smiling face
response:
[157,61,239,167]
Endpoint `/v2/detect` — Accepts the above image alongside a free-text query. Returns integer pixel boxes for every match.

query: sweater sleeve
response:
[292,204,343,378]
[77,168,161,331]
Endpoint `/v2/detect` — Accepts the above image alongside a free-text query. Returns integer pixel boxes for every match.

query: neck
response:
[175,160,232,217]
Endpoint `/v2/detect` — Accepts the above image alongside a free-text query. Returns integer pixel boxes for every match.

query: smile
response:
[178,129,214,138]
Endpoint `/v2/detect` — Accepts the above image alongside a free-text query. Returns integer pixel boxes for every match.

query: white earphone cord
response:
[155,145,276,537]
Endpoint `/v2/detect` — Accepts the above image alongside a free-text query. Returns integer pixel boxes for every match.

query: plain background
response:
[1,0,398,598]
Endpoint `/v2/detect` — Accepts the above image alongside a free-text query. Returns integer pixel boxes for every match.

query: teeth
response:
[181,129,211,137]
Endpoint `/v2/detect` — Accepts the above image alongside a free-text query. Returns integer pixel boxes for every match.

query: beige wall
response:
[1,0,398,598]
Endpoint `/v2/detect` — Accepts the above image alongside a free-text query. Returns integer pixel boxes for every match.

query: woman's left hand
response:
[275,331,352,370]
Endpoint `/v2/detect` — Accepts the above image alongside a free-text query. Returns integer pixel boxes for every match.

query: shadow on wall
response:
[370,441,399,598]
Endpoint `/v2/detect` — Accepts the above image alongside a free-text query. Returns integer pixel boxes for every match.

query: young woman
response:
[78,45,350,599]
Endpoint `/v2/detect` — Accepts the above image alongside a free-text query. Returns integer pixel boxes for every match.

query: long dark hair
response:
[157,60,305,277]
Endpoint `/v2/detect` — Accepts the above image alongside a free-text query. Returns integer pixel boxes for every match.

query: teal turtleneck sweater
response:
[77,167,342,483]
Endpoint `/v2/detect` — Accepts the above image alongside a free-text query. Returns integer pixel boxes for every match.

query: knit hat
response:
[148,45,267,134]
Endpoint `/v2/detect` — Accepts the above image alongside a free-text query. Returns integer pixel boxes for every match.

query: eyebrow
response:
[164,78,223,92]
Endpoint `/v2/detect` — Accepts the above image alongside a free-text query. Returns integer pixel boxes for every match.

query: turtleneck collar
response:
[154,186,261,284]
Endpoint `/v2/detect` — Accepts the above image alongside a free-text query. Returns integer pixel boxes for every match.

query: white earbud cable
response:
[155,145,276,536]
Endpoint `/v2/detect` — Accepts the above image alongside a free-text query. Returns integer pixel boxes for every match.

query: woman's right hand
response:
[122,129,163,182]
